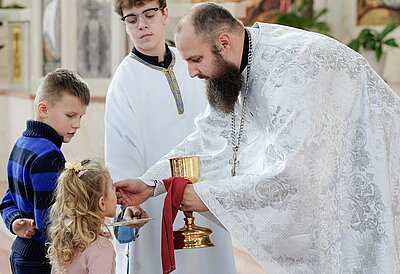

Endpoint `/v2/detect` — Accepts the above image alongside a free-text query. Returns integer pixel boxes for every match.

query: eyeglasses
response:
[121,7,163,27]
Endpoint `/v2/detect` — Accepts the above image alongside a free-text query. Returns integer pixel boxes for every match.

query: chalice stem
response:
[184,211,193,218]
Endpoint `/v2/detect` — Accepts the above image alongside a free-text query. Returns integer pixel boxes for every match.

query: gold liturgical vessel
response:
[169,156,215,249]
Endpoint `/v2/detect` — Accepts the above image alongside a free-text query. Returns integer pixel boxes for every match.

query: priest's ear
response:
[217,32,232,54]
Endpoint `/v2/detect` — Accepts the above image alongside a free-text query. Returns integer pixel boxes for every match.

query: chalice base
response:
[173,216,215,249]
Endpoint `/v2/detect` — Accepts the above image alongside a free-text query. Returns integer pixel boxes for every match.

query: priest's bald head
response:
[175,3,249,114]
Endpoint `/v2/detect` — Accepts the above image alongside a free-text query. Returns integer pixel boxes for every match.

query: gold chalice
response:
[169,156,215,249]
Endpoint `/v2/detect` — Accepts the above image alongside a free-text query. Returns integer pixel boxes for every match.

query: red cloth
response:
[161,177,191,274]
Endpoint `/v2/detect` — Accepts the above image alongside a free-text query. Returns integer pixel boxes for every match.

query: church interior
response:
[0,0,399,273]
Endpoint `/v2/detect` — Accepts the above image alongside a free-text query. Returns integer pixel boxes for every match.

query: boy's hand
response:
[124,205,149,228]
[12,218,37,239]
[114,179,154,207]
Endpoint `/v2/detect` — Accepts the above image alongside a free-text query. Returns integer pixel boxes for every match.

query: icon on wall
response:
[77,0,111,78]
[357,0,400,25]
[241,0,298,26]
[42,0,61,75]
[12,26,22,83]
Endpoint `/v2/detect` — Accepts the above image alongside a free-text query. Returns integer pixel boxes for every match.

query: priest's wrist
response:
[142,178,166,197]
[153,180,166,196]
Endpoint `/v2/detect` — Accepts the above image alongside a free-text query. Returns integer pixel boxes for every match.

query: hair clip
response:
[65,162,83,172]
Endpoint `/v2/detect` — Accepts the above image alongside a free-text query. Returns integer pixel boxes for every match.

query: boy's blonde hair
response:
[47,159,110,272]
[34,68,90,107]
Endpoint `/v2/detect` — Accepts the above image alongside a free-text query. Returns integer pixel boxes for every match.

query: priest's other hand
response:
[180,184,208,212]
[124,205,149,228]
[114,179,154,207]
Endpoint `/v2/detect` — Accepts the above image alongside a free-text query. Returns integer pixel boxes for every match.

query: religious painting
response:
[357,0,400,25]
[11,26,22,83]
[241,0,301,26]
[8,21,29,89]
[77,0,111,78]
[42,0,61,75]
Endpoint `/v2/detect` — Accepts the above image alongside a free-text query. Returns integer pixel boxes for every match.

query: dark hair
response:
[175,2,243,45]
[34,68,90,106]
[113,0,167,17]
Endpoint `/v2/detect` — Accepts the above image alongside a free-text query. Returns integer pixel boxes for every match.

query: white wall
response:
[0,95,33,181]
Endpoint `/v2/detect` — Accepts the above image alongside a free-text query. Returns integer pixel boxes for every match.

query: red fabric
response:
[161,177,191,274]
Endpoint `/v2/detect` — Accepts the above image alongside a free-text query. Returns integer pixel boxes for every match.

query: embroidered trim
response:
[130,52,184,115]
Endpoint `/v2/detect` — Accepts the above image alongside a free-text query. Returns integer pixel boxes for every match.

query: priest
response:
[115,3,400,273]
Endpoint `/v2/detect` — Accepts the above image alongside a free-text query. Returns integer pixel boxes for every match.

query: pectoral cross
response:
[229,149,239,177]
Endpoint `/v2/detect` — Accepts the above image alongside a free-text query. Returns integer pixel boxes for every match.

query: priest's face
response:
[176,26,243,114]
[122,1,168,56]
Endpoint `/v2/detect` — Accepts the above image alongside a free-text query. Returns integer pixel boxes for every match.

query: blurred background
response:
[1,0,399,273]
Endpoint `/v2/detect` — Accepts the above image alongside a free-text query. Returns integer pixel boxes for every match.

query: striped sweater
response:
[0,120,64,260]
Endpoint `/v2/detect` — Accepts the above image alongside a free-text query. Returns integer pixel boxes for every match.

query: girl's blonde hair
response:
[47,159,110,272]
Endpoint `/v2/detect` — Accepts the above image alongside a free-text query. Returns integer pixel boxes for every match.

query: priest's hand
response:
[114,179,154,207]
[180,184,208,212]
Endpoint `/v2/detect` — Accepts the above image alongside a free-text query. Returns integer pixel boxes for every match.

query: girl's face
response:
[101,173,117,218]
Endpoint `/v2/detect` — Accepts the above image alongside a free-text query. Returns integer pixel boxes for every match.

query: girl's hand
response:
[12,218,37,239]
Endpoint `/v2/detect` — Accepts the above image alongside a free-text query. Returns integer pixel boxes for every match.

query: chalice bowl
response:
[169,156,215,249]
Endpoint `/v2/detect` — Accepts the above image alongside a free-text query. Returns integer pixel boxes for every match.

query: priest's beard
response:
[205,53,244,114]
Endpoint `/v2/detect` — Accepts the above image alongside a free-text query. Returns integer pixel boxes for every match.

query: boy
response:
[105,0,236,273]
[0,68,90,274]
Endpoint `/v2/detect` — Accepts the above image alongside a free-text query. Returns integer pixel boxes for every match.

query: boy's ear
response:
[99,196,106,212]
[162,7,169,24]
[37,101,48,119]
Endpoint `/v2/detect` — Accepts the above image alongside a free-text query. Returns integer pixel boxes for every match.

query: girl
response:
[47,159,117,273]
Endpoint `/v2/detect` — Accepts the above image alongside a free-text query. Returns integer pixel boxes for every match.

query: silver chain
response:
[230,29,253,177]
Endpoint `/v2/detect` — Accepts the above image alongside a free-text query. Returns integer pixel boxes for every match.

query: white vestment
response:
[105,47,236,274]
[142,24,400,273]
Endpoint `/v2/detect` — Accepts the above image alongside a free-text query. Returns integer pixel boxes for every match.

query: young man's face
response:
[122,1,168,56]
[40,93,87,143]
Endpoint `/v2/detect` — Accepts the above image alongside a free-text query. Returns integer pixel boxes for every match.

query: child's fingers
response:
[15,219,29,228]
[27,219,36,229]
[25,229,36,236]
[17,219,26,227]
